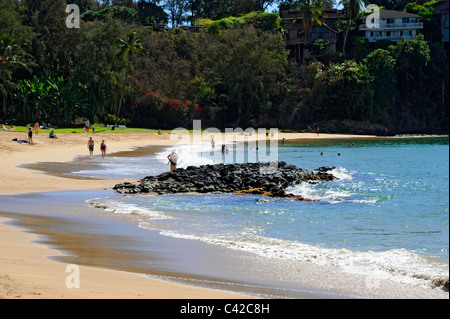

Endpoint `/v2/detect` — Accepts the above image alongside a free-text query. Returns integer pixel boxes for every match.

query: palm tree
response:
[114,30,147,124]
[340,0,367,57]
[0,35,32,117]
[293,0,327,33]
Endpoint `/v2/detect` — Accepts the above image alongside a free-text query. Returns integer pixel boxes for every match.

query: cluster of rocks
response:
[113,162,337,201]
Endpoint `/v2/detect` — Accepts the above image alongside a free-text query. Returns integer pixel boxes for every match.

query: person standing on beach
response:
[167,150,179,171]
[34,122,39,136]
[85,119,90,133]
[316,127,320,136]
[28,127,33,144]
[87,136,94,158]
[211,138,215,150]
[101,140,107,159]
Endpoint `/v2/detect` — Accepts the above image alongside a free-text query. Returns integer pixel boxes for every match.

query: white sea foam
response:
[285,168,382,204]
[87,198,171,220]
[328,167,353,180]
[155,143,216,169]
[147,226,449,289]
[91,190,448,290]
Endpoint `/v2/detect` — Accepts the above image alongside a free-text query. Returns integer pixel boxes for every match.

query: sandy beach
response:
[0,129,360,195]
[1,128,368,299]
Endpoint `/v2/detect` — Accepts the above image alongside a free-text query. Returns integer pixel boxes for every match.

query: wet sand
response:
[0,192,335,299]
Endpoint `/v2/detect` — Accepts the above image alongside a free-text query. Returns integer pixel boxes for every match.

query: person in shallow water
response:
[167,149,179,171]
[101,140,107,159]
[87,136,94,158]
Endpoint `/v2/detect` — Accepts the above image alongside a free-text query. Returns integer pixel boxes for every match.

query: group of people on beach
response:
[1,123,14,131]
[20,123,58,145]
[87,136,108,159]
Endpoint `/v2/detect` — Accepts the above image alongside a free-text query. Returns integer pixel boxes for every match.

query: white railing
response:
[359,22,423,30]
[366,35,414,42]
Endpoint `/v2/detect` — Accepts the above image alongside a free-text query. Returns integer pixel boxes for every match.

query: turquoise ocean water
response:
[86,136,449,289]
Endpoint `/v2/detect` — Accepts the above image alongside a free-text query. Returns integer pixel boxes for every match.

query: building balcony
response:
[366,35,415,42]
[359,22,423,31]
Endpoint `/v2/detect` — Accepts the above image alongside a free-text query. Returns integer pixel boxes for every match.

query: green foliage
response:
[404,1,438,22]
[298,59,374,123]
[322,60,373,121]
[0,34,34,118]
[136,87,201,127]
[82,6,138,23]
[12,75,89,125]
[389,34,431,83]
[1,0,447,133]
[352,36,370,60]
[244,12,282,31]
[70,17,127,121]
[364,48,397,123]
[305,39,331,56]
[103,114,131,126]
[203,27,293,127]
[205,12,282,34]
[137,0,168,26]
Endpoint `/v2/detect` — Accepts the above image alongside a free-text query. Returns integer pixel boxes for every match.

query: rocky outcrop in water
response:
[113,162,337,200]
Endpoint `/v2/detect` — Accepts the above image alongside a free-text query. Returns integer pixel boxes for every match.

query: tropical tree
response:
[293,0,327,33]
[203,27,293,127]
[114,30,147,123]
[363,48,397,123]
[340,0,367,57]
[165,0,189,28]
[13,75,89,125]
[0,35,32,118]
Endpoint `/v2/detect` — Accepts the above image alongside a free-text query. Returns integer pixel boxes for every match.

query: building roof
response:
[361,10,421,19]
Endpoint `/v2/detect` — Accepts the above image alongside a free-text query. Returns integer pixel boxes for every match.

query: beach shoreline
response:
[1,130,447,299]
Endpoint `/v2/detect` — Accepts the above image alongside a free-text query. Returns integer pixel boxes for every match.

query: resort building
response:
[280,8,343,63]
[359,10,423,43]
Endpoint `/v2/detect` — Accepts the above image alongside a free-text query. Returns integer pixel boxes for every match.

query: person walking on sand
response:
[101,140,108,159]
[316,127,320,136]
[211,138,215,150]
[167,149,179,171]
[87,136,94,158]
